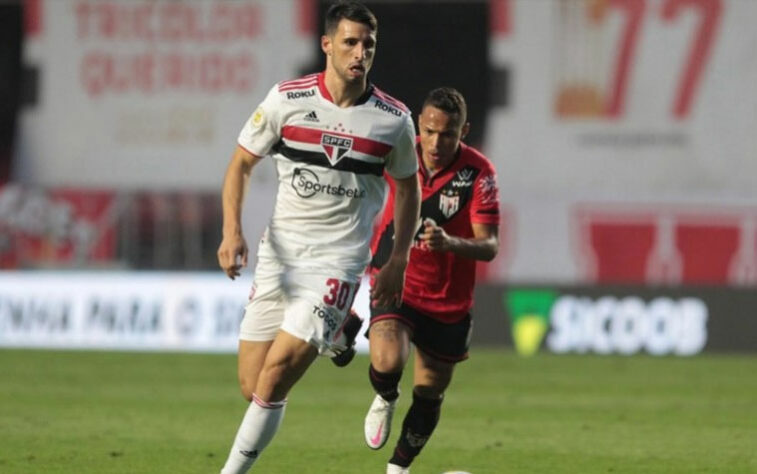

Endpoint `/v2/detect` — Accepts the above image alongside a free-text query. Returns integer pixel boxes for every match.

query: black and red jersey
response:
[370,141,500,323]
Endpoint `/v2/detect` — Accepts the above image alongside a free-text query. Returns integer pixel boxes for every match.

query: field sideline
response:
[1,349,755,473]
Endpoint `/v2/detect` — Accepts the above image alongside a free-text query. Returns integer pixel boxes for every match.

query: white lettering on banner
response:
[547,296,708,356]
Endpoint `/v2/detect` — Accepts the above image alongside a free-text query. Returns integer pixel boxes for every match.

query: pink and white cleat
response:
[364,394,397,450]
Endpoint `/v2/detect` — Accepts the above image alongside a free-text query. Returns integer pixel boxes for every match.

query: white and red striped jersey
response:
[238,72,417,278]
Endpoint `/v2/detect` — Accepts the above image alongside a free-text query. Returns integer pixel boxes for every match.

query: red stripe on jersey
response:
[373,88,409,113]
[278,74,319,90]
[280,73,318,86]
[317,72,334,103]
[279,81,318,92]
[279,78,318,89]
[282,125,393,158]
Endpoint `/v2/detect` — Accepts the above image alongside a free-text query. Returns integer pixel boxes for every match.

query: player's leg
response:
[365,315,413,449]
[387,348,454,470]
[386,312,471,471]
[236,268,286,400]
[221,266,288,473]
[221,330,318,474]
[222,270,360,472]
[237,340,273,401]
[253,330,319,401]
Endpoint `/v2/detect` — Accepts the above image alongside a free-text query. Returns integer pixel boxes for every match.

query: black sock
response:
[389,390,443,468]
[368,365,402,401]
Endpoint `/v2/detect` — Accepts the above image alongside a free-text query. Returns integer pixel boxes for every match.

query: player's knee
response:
[255,361,293,401]
[371,349,405,373]
[239,377,255,402]
[414,384,445,400]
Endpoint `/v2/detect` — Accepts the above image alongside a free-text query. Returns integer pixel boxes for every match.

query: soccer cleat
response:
[364,394,397,450]
[331,310,363,367]
[386,463,409,474]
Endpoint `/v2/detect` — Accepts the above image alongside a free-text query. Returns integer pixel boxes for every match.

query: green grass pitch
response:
[1,348,755,473]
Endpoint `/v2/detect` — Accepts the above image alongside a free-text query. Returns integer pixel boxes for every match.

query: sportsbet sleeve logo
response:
[504,289,708,357]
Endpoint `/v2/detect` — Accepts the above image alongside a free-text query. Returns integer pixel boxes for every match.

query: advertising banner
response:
[0,271,374,353]
[473,283,757,355]
[0,271,248,352]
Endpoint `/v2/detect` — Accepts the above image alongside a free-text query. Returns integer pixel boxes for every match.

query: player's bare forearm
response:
[370,174,420,307]
[421,221,499,261]
[444,234,498,261]
[388,174,421,263]
[217,146,261,279]
[221,146,259,238]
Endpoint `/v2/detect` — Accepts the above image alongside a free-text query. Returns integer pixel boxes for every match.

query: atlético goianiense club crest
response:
[439,192,460,218]
[321,133,353,164]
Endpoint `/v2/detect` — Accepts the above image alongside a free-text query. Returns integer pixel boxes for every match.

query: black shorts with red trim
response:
[369,302,472,363]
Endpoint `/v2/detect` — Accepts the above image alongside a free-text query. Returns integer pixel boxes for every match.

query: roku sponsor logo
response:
[286,89,315,100]
[374,100,401,116]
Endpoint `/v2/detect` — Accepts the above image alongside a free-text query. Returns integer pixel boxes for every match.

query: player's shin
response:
[369,364,402,401]
[220,394,287,474]
[388,391,442,468]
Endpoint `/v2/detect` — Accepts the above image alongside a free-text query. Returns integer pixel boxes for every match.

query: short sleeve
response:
[237,85,283,158]
[384,114,419,179]
[471,161,500,225]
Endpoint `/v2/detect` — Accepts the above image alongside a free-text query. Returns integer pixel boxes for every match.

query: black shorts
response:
[369,302,472,363]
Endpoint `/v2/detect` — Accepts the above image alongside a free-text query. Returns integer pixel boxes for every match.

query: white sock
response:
[220,394,287,474]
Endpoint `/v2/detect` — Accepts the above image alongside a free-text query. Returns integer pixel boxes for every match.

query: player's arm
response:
[371,173,421,307]
[420,220,499,261]
[217,145,263,280]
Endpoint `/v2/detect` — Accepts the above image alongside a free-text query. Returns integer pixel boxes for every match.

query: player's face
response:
[322,19,376,84]
[418,105,469,172]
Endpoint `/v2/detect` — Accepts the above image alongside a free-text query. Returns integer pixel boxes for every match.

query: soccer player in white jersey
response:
[216,2,421,473]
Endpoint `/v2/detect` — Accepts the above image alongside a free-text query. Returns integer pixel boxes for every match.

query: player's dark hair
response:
[423,87,468,124]
[325,1,378,35]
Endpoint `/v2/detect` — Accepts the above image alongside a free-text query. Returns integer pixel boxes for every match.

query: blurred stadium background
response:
[1,1,756,472]
[2,0,755,356]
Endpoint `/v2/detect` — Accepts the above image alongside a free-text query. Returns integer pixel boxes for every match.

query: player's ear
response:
[321,35,332,55]
[461,122,471,140]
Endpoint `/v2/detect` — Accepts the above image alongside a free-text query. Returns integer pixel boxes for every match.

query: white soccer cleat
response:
[364,394,397,450]
[386,463,409,474]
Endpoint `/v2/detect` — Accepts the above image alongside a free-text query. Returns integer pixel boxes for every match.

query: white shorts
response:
[240,260,361,356]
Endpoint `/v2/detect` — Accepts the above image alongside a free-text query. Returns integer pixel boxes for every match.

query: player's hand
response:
[217,233,248,280]
[420,218,451,252]
[370,257,407,308]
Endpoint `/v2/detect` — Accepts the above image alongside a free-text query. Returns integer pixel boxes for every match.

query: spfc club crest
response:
[439,192,460,218]
[321,133,353,164]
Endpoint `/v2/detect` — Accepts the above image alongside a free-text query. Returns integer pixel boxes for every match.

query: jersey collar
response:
[317,71,374,107]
